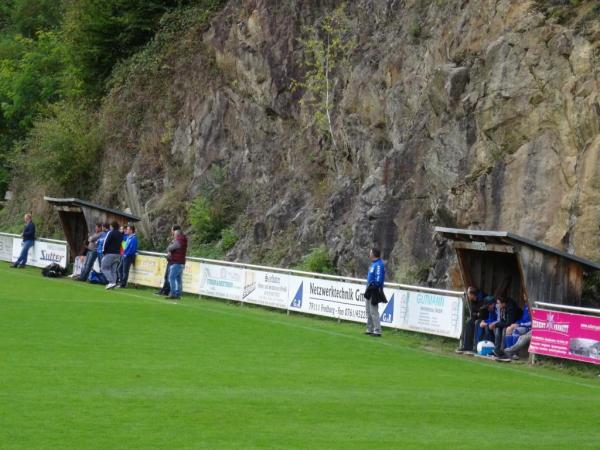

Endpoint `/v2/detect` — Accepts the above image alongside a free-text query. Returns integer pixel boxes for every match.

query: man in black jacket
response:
[491,295,517,358]
[100,221,123,290]
[456,286,485,354]
[12,214,35,268]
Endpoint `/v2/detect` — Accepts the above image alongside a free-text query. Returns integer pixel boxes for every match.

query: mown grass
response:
[1,264,599,449]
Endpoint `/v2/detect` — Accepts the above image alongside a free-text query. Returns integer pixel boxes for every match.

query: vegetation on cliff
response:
[1,0,599,277]
[0,0,225,235]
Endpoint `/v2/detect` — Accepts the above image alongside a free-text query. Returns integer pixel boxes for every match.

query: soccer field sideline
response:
[2,264,600,449]
[3,264,598,391]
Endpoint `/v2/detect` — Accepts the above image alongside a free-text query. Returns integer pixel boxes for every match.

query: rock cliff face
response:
[99,0,600,287]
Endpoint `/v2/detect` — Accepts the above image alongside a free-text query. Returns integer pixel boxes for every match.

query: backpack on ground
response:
[42,263,67,278]
[88,270,107,285]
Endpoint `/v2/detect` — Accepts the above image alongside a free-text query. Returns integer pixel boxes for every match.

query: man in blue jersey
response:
[364,248,386,337]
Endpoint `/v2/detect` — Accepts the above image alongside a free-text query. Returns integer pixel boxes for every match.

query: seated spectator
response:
[491,295,518,358]
[476,296,498,344]
[118,225,137,288]
[499,330,532,361]
[504,302,531,349]
[456,286,486,354]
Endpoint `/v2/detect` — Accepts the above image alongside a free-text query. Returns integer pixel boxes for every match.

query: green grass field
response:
[1,264,599,449]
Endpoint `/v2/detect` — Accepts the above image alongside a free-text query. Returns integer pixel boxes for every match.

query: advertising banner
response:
[128,254,167,288]
[242,269,289,310]
[0,234,13,262]
[72,256,86,277]
[199,263,244,301]
[530,308,600,365]
[182,260,202,294]
[287,276,368,323]
[11,238,68,268]
[392,290,463,339]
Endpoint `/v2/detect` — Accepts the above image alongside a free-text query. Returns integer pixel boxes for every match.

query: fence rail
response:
[2,231,465,339]
[534,301,600,316]
[137,251,463,297]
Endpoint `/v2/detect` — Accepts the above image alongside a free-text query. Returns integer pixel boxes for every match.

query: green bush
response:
[220,226,238,252]
[295,247,336,274]
[187,195,224,244]
[15,101,102,196]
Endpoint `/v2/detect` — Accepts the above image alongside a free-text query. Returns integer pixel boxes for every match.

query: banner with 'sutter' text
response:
[11,238,68,268]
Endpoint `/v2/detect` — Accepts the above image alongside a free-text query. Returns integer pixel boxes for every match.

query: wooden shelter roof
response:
[44,197,140,222]
[435,227,600,271]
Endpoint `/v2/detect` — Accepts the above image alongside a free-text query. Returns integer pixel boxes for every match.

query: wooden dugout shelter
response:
[45,197,140,261]
[435,227,600,308]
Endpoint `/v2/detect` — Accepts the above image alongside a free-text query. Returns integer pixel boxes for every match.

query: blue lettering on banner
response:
[416,292,444,307]
[290,282,303,308]
[380,294,394,323]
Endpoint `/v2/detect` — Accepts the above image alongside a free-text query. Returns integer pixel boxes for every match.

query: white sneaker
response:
[105,283,116,290]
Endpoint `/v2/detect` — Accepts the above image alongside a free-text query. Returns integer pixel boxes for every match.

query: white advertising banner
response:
[242,269,289,310]
[0,234,13,262]
[72,255,86,277]
[287,276,368,323]
[199,263,244,301]
[391,290,463,338]
[11,238,68,268]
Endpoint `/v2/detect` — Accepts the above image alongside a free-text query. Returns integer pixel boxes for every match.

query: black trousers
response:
[119,255,135,287]
[461,317,477,351]
[160,262,172,294]
[494,326,507,353]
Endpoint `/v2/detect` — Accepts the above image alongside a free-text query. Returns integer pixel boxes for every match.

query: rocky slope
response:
[96,0,600,287]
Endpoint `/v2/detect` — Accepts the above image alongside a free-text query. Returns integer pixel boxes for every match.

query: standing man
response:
[79,223,103,281]
[166,228,187,300]
[364,247,386,337]
[154,225,180,296]
[101,221,123,290]
[12,213,35,268]
[118,225,138,288]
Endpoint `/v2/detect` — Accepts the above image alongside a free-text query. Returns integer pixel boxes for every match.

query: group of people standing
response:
[80,223,187,299]
[78,221,138,289]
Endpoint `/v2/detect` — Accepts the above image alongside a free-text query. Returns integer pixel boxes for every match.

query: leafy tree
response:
[63,0,195,97]
[292,5,356,155]
[14,101,103,197]
[6,0,65,37]
[0,31,76,132]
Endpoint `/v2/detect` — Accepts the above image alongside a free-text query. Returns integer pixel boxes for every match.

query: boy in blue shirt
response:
[477,296,498,343]
[118,225,138,288]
